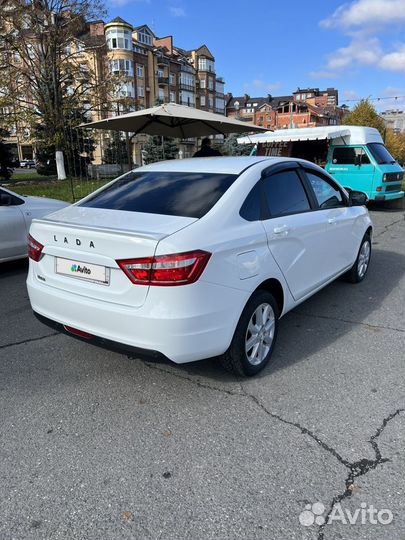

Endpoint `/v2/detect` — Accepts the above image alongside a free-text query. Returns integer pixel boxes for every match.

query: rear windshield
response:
[80,171,238,218]
[367,143,396,165]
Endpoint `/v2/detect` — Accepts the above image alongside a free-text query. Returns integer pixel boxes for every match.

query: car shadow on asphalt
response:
[148,247,404,383]
[0,258,28,278]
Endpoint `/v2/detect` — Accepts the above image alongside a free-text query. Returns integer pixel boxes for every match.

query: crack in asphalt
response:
[136,360,244,396]
[317,408,404,540]
[0,332,58,351]
[292,310,404,333]
[136,363,404,539]
[373,216,405,239]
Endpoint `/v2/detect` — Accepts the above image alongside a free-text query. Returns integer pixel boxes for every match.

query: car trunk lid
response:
[29,206,197,307]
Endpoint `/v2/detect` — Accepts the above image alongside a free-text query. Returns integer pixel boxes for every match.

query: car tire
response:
[344,233,371,283]
[220,290,279,376]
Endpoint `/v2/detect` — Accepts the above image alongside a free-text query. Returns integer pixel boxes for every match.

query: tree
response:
[0,129,14,181]
[344,100,385,134]
[34,103,96,176]
[384,129,405,165]
[143,136,179,164]
[222,133,254,156]
[0,0,112,180]
[103,132,129,165]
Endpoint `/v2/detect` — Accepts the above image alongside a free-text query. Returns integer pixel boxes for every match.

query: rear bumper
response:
[33,311,168,361]
[27,268,247,364]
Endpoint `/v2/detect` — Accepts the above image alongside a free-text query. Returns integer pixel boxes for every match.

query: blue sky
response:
[107,0,405,111]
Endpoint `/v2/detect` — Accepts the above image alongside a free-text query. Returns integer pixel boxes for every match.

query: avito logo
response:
[70,264,91,275]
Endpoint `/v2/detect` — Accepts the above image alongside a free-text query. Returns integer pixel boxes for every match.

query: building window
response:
[200,95,206,106]
[169,72,175,85]
[111,59,134,76]
[138,86,145,97]
[216,81,224,94]
[180,90,195,107]
[200,79,206,89]
[134,45,147,55]
[106,28,132,50]
[118,81,135,98]
[158,88,165,100]
[208,78,214,90]
[208,96,213,108]
[198,57,215,72]
[170,91,176,102]
[136,65,144,77]
[215,97,224,111]
[157,69,164,78]
[138,30,152,46]
[180,74,194,88]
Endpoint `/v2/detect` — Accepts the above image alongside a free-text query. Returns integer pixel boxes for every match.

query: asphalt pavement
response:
[0,206,404,540]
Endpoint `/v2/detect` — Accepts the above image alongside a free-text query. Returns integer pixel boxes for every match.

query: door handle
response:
[273,225,289,235]
[328,217,337,224]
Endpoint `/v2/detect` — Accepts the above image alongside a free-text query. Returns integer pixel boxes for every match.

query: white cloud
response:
[379,44,405,71]
[109,0,149,6]
[321,0,405,29]
[316,0,405,75]
[243,79,282,93]
[343,90,360,100]
[309,70,338,79]
[169,7,186,17]
[325,36,382,70]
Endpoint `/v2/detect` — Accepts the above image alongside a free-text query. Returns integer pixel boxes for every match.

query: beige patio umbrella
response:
[80,102,267,138]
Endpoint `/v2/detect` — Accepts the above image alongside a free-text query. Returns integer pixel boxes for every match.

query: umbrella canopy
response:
[80,103,268,138]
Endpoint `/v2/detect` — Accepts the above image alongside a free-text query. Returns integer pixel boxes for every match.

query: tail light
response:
[28,234,44,262]
[117,250,211,286]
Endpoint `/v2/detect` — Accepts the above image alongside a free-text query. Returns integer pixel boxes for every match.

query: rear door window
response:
[80,171,238,218]
[263,170,311,217]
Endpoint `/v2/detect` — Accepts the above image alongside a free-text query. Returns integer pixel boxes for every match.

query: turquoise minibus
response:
[240,126,404,202]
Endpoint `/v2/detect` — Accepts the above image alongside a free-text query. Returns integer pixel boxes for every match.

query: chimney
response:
[89,21,105,36]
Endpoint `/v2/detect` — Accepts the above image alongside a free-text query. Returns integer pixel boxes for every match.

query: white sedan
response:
[27,157,372,376]
[0,186,68,263]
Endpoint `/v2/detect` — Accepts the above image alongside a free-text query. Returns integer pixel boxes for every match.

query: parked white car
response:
[27,157,372,375]
[0,186,68,263]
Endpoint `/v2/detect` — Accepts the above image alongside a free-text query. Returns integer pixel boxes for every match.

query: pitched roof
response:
[227,95,293,110]
[109,16,132,26]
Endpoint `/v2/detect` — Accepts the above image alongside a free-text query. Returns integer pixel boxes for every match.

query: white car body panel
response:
[26,157,372,364]
[0,187,68,262]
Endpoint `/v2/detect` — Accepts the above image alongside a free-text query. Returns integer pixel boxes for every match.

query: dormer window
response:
[138,30,152,46]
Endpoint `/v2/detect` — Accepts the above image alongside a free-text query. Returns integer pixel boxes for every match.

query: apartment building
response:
[226,88,343,130]
[381,109,405,133]
[2,16,226,163]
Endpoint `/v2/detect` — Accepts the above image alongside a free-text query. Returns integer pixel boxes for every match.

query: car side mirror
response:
[350,191,368,206]
[0,193,12,206]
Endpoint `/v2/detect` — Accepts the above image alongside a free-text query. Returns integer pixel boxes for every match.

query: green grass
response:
[11,171,57,182]
[5,178,109,203]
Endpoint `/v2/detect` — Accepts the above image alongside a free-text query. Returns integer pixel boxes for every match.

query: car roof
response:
[136,156,298,175]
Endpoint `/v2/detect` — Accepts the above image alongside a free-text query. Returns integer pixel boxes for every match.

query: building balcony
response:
[157,57,169,66]
[179,82,195,92]
[180,100,195,107]
[158,76,169,85]
[180,64,194,74]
